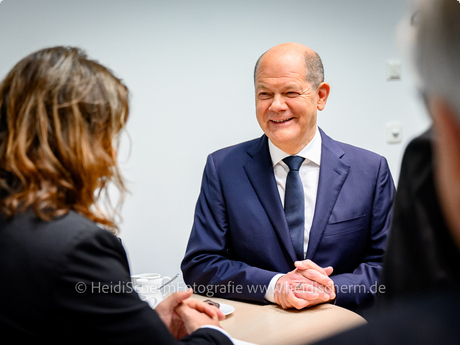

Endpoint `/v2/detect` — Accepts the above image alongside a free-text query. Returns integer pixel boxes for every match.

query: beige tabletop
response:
[193,294,366,345]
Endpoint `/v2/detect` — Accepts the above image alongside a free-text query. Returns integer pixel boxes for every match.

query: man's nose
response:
[269,95,287,112]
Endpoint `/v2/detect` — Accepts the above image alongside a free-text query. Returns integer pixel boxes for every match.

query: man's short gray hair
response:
[415,0,460,117]
[253,51,325,89]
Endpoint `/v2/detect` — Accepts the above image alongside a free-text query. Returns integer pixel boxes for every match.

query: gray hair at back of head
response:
[253,50,325,89]
[415,0,460,117]
[304,51,325,89]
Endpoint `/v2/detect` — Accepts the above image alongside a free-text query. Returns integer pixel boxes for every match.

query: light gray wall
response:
[0,0,430,280]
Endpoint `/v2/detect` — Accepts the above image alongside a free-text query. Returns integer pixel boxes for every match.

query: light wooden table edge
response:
[192,294,367,345]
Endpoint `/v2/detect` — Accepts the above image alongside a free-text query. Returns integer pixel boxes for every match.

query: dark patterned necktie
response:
[283,156,305,260]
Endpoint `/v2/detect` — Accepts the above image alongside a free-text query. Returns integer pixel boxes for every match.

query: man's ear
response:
[317,82,330,111]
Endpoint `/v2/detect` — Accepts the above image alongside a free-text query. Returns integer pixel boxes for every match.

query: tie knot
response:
[283,156,305,171]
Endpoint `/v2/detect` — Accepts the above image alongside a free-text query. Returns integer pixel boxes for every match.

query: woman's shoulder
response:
[0,210,121,261]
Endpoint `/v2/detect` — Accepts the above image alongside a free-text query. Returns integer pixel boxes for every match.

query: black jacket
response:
[0,210,231,344]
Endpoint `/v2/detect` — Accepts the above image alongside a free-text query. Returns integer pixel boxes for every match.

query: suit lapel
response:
[306,129,350,259]
[243,136,298,262]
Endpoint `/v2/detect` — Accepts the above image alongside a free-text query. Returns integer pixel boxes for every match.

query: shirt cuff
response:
[264,273,284,303]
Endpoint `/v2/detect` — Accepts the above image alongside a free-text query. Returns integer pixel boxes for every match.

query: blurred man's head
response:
[413,0,460,247]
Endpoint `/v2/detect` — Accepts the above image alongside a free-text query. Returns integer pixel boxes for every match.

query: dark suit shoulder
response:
[325,139,388,175]
[320,128,386,165]
[339,140,385,161]
[399,128,433,177]
[0,210,134,340]
[205,136,267,176]
[209,136,264,160]
[0,210,121,276]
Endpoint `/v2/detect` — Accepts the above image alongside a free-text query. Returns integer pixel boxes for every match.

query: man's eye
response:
[258,92,271,99]
[286,92,299,97]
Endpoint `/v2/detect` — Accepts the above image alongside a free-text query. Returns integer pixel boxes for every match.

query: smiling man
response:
[181,42,395,313]
[255,44,328,155]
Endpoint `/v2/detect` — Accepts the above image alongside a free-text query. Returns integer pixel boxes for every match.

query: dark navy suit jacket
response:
[181,128,394,311]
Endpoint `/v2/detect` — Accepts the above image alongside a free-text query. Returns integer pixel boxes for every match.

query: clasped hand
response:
[274,259,336,310]
[155,288,225,340]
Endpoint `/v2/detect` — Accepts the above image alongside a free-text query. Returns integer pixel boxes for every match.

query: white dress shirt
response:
[264,127,322,303]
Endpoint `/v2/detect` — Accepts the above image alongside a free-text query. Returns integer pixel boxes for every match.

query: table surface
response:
[193,294,366,345]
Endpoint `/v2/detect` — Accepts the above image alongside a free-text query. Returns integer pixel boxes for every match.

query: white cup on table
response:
[131,273,171,309]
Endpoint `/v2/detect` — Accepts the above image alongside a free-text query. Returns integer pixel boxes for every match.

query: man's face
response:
[255,51,328,154]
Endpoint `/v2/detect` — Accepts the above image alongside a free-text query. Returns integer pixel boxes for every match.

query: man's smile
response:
[271,117,294,123]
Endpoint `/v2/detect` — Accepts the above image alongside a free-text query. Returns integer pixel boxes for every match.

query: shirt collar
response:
[268,127,322,167]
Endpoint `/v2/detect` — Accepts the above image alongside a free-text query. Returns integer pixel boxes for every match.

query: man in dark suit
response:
[181,42,395,312]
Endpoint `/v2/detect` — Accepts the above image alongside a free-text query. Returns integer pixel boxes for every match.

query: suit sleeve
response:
[53,226,232,344]
[181,154,278,303]
[331,156,395,311]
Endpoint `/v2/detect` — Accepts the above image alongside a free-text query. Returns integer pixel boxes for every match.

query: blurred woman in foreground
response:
[0,46,231,344]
